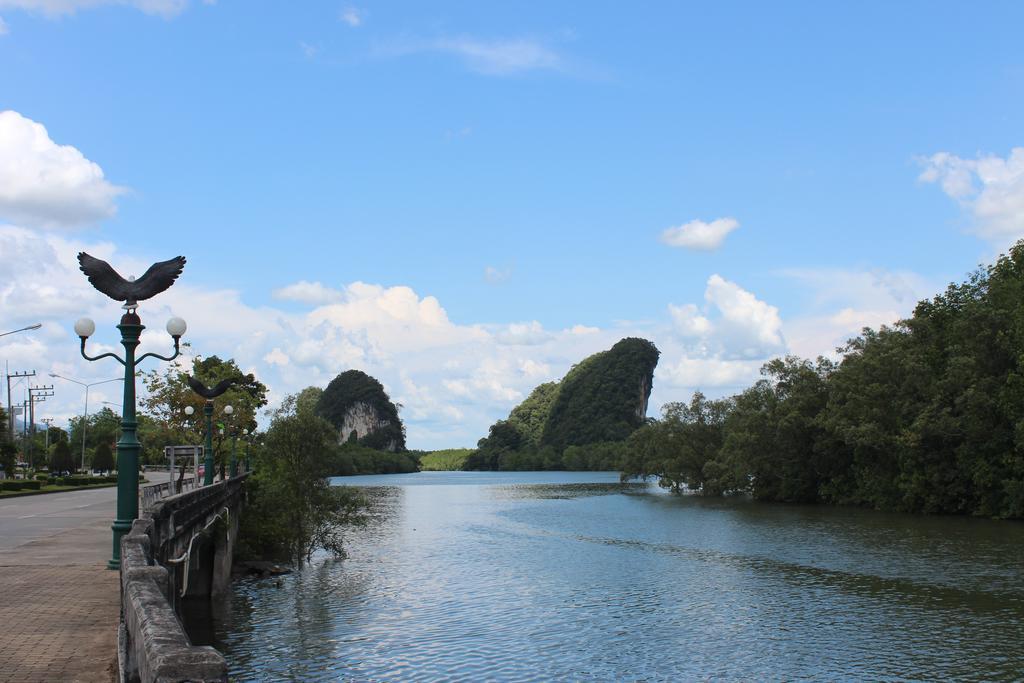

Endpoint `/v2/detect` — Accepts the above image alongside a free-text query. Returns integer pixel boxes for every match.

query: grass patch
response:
[418,448,474,471]
[0,480,137,498]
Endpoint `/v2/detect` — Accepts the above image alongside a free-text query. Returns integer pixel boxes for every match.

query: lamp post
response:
[0,323,42,338]
[75,314,187,570]
[223,405,239,478]
[49,374,123,472]
[242,429,251,473]
[185,401,232,485]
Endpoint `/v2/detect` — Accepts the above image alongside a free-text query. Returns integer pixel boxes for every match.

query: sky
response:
[1,1,1023,449]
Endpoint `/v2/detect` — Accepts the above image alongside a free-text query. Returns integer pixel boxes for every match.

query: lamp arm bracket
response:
[137,339,182,365]
[80,340,125,366]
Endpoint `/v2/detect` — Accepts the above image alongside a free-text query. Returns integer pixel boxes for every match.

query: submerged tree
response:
[239,387,365,566]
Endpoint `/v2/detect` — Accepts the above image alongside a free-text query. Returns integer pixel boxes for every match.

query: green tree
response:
[238,387,365,566]
[92,441,115,472]
[140,356,268,468]
[715,357,834,502]
[621,392,732,493]
[50,440,75,474]
[0,407,16,479]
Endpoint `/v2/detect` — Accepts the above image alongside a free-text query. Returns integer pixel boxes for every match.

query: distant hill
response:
[316,370,406,452]
[466,337,660,470]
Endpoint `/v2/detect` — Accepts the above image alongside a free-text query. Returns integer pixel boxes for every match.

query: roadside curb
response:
[0,482,120,499]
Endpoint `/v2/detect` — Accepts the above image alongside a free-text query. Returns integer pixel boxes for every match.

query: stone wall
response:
[119,477,246,683]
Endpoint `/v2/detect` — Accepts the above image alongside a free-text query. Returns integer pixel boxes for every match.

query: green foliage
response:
[542,338,660,450]
[238,388,366,566]
[418,448,474,471]
[468,338,660,470]
[621,393,732,493]
[507,382,560,447]
[49,440,76,475]
[92,441,115,471]
[140,355,268,465]
[622,241,1024,519]
[330,443,419,476]
[316,370,406,452]
[0,407,16,479]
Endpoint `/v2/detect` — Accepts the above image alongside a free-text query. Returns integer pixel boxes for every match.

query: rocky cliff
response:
[316,370,406,452]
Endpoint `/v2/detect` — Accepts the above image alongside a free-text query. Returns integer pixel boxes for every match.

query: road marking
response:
[18,514,36,519]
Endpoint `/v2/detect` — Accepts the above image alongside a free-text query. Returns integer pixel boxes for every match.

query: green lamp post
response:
[242,429,251,473]
[185,401,232,485]
[229,423,238,478]
[76,313,186,570]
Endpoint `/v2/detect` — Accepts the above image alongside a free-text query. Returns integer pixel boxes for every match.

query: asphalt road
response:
[0,486,116,563]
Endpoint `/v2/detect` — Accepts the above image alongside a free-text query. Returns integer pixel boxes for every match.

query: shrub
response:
[20,480,41,490]
[34,473,49,481]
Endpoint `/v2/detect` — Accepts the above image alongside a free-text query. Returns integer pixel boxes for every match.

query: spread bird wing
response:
[187,375,212,398]
[211,378,236,396]
[77,252,133,302]
[187,375,236,399]
[133,256,186,301]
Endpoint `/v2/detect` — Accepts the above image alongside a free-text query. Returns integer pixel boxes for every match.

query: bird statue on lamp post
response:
[75,252,188,570]
[186,376,235,485]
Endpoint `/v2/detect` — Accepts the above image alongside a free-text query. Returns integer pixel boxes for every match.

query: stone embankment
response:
[119,476,246,683]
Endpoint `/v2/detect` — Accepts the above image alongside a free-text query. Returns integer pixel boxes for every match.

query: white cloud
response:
[0,0,188,18]
[299,41,318,59]
[658,357,763,391]
[668,303,712,338]
[0,110,125,228]
[0,16,8,33]
[660,217,739,251]
[669,274,785,360]
[919,148,1024,247]
[339,5,362,27]
[272,280,343,305]
[379,36,563,76]
[263,348,290,366]
[484,265,511,283]
[438,37,560,74]
[494,321,551,346]
[778,267,935,359]
[4,215,927,448]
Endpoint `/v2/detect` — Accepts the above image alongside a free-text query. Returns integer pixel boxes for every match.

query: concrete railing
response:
[120,522,226,683]
[119,476,247,683]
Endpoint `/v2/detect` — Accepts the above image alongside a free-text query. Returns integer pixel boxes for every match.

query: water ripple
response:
[193,472,1024,682]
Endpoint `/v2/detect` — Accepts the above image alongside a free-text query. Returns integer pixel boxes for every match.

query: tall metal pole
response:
[82,385,89,472]
[109,312,142,570]
[6,370,34,444]
[230,432,238,478]
[204,401,215,485]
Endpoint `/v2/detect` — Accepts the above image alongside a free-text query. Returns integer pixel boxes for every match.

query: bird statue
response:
[77,252,186,311]
[187,375,235,400]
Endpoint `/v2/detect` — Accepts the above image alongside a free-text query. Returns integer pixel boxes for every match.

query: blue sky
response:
[1,1,1023,448]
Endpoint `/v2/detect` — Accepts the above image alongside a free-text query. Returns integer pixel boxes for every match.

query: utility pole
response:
[6,369,34,441]
[41,418,54,453]
[27,386,53,469]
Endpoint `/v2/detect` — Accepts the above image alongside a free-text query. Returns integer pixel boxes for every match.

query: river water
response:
[199,471,1024,681]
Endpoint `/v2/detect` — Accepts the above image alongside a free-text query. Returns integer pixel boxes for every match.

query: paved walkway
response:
[0,487,120,683]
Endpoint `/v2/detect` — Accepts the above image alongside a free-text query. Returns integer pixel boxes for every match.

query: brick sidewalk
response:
[0,504,120,683]
[0,564,118,682]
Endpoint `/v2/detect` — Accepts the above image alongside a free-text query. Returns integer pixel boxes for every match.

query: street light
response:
[75,313,187,570]
[0,323,42,338]
[49,373,123,472]
[241,428,250,474]
[185,400,233,485]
